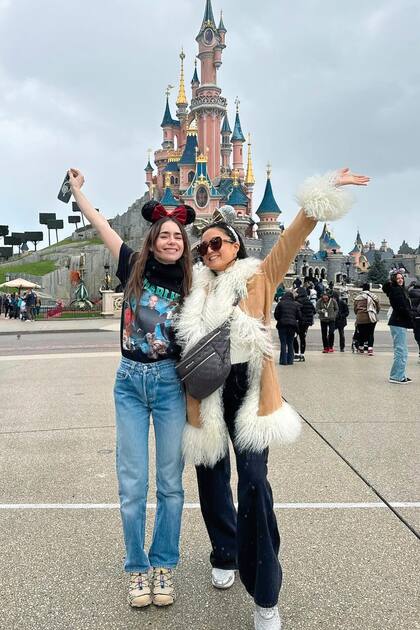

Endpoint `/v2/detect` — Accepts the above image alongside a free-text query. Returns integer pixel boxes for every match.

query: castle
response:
[109,0,282,260]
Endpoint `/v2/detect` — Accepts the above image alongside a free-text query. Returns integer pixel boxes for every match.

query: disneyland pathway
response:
[0,349,418,630]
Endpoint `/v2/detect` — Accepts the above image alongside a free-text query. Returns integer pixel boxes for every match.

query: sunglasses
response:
[197,236,234,257]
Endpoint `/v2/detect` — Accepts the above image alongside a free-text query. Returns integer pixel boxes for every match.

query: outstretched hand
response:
[336,168,370,187]
[68,168,85,191]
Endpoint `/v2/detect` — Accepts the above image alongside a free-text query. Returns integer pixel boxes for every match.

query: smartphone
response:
[57,173,72,203]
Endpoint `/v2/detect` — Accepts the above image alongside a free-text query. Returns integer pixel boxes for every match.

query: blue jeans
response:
[114,357,186,572]
[389,326,408,381]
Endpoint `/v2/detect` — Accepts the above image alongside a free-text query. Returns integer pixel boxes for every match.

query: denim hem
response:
[254,598,279,608]
[149,563,178,570]
[124,566,151,574]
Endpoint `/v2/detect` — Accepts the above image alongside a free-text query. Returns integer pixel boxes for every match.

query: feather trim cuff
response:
[296,171,355,221]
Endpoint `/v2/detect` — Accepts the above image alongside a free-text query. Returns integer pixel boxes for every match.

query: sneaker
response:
[340,348,345,352]
[322,348,329,353]
[328,347,335,353]
[127,571,152,608]
[388,377,411,384]
[211,568,235,589]
[358,348,364,354]
[152,568,175,606]
[254,605,281,630]
[368,348,374,356]
[300,355,306,362]
[294,354,301,362]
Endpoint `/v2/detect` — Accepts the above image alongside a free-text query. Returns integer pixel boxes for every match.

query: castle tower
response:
[231,99,246,178]
[220,113,232,175]
[256,164,282,259]
[144,150,154,189]
[179,123,198,191]
[176,49,188,149]
[244,133,256,213]
[160,172,180,209]
[190,0,227,181]
[161,89,178,150]
[227,169,249,216]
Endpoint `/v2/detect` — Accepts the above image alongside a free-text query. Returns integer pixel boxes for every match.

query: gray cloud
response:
[0,0,419,253]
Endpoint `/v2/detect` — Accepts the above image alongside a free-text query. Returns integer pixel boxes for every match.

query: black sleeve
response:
[389,288,409,315]
[274,302,281,321]
[116,243,135,288]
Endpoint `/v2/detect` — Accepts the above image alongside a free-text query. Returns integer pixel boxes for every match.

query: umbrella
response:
[0,278,42,289]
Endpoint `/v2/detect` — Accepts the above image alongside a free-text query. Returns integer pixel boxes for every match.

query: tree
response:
[367,251,388,285]
[398,240,415,255]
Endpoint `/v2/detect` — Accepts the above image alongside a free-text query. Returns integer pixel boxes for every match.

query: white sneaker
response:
[127,571,152,608]
[211,567,235,589]
[254,605,281,630]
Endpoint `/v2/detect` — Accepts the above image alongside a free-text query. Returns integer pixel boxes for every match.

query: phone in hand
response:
[57,172,72,203]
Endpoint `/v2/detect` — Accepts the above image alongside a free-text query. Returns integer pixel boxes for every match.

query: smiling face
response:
[395,273,404,286]
[200,227,240,272]
[151,220,185,264]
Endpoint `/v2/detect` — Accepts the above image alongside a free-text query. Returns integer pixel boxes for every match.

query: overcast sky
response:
[0,0,419,253]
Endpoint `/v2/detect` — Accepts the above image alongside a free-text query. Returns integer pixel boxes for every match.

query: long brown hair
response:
[125,217,192,305]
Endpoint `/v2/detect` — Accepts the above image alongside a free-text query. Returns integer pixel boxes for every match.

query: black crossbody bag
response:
[176,297,240,400]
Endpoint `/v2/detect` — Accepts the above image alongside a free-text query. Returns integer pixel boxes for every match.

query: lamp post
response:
[104,264,111,291]
[302,255,308,279]
[345,257,351,284]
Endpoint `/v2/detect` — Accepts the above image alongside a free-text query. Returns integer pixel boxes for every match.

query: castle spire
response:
[256,166,281,216]
[231,98,245,142]
[218,10,226,32]
[245,134,256,186]
[176,48,188,107]
[191,58,199,85]
[161,86,175,127]
[200,0,216,32]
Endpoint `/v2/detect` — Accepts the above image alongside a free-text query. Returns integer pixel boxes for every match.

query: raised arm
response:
[68,168,123,260]
[261,168,370,291]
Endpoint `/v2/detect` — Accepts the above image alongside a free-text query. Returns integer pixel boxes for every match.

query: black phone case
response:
[57,173,72,203]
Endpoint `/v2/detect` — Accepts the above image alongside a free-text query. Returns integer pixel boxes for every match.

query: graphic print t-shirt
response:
[116,243,183,363]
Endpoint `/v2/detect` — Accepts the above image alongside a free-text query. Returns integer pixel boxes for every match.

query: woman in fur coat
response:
[176,168,370,630]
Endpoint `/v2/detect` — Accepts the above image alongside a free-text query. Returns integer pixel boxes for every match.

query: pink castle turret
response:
[231,99,246,179]
[190,0,227,180]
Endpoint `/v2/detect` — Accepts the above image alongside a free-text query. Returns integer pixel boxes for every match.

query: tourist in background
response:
[316,292,338,353]
[408,280,420,364]
[353,283,380,355]
[383,272,413,383]
[274,292,302,365]
[293,287,315,361]
[307,282,317,308]
[25,289,37,322]
[333,290,350,352]
[69,168,193,610]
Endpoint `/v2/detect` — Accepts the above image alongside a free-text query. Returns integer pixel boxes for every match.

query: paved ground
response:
[0,320,419,630]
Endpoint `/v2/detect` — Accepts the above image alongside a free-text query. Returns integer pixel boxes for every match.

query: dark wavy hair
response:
[201,221,248,259]
[125,217,192,305]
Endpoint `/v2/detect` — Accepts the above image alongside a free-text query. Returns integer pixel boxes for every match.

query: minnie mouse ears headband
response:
[142,200,196,226]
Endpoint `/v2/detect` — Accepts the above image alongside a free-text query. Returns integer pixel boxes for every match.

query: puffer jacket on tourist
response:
[274,292,302,331]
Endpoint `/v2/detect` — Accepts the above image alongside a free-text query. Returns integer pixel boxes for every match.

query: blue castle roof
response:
[256,178,281,216]
[161,97,179,128]
[160,186,179,207]
[164,161,180,173]
[221,113,231,135]
[231,111,245,142]
[191,66,199,85]
[144,160,153,172]
[228,184,248,207]
[179,133,198,165]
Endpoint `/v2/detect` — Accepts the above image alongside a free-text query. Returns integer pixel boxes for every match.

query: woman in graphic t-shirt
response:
[68,168,194,609]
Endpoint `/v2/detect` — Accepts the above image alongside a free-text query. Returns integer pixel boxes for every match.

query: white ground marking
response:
[0,502,418,510]
[0,352,120,361]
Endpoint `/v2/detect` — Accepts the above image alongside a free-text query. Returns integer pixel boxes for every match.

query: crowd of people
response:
[0,289,40,321]
[274,274,420,375]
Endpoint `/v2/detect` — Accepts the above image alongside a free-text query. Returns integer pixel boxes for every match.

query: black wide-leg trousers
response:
[196,363,282,608]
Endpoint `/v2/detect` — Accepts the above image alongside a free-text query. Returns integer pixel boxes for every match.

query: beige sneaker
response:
[152,568,175,606]
[127,571,152,608]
